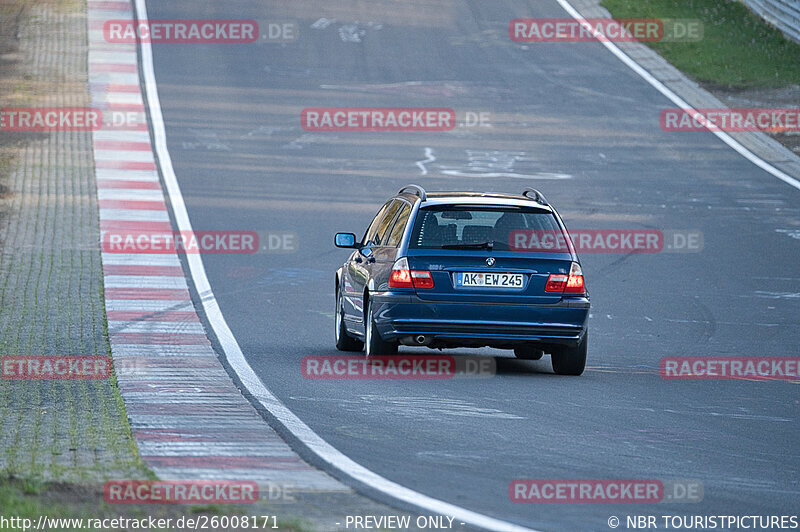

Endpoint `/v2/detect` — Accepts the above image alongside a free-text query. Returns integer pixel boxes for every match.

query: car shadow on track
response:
[492,356,554,376]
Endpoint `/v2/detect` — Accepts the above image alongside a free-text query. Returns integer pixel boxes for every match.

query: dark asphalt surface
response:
[144,1,800,529]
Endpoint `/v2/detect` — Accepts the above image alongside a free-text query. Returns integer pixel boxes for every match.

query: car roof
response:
[397,191,554,211]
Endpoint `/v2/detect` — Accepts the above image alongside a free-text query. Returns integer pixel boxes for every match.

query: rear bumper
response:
[371,291,589,348]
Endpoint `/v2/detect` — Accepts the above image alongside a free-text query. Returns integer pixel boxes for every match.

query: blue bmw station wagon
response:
[334,185,590,375]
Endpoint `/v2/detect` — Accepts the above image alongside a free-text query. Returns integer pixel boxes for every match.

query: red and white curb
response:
[87,0,345,492]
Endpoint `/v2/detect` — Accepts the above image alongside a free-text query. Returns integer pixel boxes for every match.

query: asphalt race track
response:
[143,1,799,529]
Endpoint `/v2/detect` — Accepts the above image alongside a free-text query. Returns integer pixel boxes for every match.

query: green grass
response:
[0,480,95,528]
[0,479,173,532]
[0,478,307,532]
[601,0,800,88]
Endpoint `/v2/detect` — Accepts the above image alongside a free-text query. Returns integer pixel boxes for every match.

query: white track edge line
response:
[555,0,800,193]
[132,0,539,530]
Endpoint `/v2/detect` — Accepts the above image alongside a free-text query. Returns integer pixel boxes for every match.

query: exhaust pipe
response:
[400,335,433,347]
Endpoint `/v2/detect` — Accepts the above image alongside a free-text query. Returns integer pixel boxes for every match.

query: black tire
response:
[364,298,397,357]
[551,332,587,376]
[514,346,543,360]
[335,286,363,351]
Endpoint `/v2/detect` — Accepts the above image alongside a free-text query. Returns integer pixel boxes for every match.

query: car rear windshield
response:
[409,205,569,252]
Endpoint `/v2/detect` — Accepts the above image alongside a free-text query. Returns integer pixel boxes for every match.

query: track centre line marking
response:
[556,0,800,193]
[132,0,539,530]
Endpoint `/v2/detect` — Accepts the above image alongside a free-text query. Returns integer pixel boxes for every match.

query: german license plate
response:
[455,272,524,288]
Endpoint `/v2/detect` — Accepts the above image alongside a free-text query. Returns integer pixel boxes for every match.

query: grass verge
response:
[0,477,312,531]
[601,0,800,88]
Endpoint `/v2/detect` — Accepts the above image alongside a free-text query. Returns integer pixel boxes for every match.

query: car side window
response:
[374,201,402,246]
[362,201,392,246]
[385,203,411,247]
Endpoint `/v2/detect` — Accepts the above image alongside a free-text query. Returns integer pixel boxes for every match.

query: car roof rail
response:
[398,184,427,201]
[522,188,549,205]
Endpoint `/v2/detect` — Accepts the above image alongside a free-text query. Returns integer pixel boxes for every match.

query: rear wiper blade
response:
[441,241,494,250]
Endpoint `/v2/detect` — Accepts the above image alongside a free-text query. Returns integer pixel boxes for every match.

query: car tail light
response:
[389,259,413,288]
[564,262,585,293]
[545,263,585,294]
[411,270,434,289]
[389,257,434,289]
[545,274,568,292]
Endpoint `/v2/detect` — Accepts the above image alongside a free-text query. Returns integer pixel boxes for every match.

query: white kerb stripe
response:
[99,209,170,222]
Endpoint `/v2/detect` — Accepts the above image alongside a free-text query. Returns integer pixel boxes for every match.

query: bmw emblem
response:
[486,257,496,267]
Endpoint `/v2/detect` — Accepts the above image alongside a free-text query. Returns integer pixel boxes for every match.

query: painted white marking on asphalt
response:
[95,92,144,105]
[556,0,800,192]
[136,442,294,455]
[97,172,159,182]
[110,342,207,354]
[441,170,571,180]
[104,275,189,290]
[88,51,138,64]
[108,320,205,334]
[752,291,800,299]
[87,72,139,84]
[101,253,182,266]
[99,209,170,221]
[94,150,155,162]
[146,469,347,489]
[310,18,336,30]
[415,147,435,175]
[134,0,542,528]
[776,229,800,240]
[438,149,572,180]
[94,130,151,143]
[97,188,164,201]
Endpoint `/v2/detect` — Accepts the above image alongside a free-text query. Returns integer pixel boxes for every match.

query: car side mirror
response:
[334,233,358,248]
